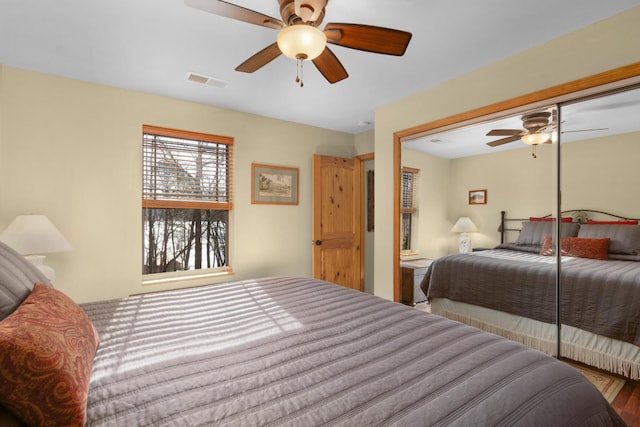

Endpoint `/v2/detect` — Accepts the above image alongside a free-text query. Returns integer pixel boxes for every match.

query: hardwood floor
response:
[613,380,640,426]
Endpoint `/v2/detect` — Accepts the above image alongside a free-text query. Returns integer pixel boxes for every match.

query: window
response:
[401,167,419,252]
[142,125,233,275]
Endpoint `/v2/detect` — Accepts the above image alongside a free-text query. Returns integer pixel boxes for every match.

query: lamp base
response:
[458,233,472,253]
[25,255,55,282]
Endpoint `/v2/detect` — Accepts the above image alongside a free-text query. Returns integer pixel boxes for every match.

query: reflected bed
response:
[422,211,640,379]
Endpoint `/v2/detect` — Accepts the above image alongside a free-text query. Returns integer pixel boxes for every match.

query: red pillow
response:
[0,283,100,427]
[587,219,639,225]
[540,236,610,260]
[529,217,573,222]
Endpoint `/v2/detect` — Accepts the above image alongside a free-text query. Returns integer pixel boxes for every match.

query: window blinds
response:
[142,125,233,210]
[401,168,418,214]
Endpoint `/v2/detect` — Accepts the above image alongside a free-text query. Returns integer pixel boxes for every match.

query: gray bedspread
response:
[82,276,624,426]
[423,249,640,346]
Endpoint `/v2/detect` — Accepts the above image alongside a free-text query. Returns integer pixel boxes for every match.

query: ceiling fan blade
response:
[562,127,609,133]
[487,135,522,147]
[486,129,524,136]
[324,23,412,56]
[312,47,348,84]
[235,43,282,73]
[184,0,284,29]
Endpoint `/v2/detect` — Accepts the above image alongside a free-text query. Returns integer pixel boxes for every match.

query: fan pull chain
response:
[531,145,537,159]
[295,57,304,87]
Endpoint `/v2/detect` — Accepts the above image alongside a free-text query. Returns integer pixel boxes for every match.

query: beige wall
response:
[446,143,557,252]
[374,6,640,300]
[562,132,640,216]
[0,66,355,303]
[354,129,374,155]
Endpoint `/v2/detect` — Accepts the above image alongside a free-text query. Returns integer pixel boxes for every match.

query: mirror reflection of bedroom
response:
[399,83,640,381]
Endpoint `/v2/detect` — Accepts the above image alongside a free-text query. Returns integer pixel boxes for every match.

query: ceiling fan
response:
[486,111,555,148]
[185,0,412,86]
[486,110,608,155]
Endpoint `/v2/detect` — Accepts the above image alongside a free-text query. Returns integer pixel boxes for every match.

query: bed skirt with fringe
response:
[431,297,640,380]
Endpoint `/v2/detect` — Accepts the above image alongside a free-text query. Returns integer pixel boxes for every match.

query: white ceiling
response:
[1,0,639,135]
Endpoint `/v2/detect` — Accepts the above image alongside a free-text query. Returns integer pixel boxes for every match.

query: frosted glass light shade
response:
[0,215,72,255]
[521,132,550,146]
[277,25,327,60]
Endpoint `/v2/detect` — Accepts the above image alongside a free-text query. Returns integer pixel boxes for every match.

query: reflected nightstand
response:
[400,258,433,306]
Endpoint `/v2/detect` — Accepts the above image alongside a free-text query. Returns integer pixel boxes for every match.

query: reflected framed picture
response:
[469,189,487,205]
[251,163,299,205]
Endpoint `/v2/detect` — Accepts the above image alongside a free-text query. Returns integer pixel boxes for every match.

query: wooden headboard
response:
[499,209,640,244]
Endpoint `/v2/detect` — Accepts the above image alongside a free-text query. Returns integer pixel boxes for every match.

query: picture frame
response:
[251,163,299,205]
[469,189,487,205]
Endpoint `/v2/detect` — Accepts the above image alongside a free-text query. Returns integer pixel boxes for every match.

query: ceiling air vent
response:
[186,72,228,89]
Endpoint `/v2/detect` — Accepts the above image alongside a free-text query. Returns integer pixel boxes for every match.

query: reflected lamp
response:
[451,217,478,253]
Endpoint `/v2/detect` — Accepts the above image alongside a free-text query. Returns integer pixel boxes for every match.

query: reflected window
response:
[401,167,419,252]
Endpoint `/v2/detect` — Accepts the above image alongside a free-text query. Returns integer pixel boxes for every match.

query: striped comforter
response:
[423,249,640,345]
[82,276,624,426]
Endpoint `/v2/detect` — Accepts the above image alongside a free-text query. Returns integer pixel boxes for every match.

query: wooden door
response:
[312,154,363,291]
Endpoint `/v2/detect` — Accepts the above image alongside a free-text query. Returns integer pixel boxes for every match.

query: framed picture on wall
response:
[469,189,487,205]
[251,163,299,205]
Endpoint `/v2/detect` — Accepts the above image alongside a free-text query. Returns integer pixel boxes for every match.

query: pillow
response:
[608,253,640,262]
[0,283,99,427]
[0,241,51,320]
[577,223,640,255]
[495,243,544,254]
[515,221,581,246]
[529,217,573,222]
[587,219,639,225]
[540,236,610,260]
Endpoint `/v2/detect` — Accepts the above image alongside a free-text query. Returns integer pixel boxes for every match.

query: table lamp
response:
[451,217,478,253]
[0,214,72,281]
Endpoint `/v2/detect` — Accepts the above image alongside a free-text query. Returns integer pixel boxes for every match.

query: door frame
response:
[357,153,374,294]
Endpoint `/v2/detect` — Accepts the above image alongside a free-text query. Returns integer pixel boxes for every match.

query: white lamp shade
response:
[277,25,327,60]
[451,217,478,233]
[0,215,72,255]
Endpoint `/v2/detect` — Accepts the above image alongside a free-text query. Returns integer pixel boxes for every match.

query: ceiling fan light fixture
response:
[277,25,327,60]
[521,132,549,146]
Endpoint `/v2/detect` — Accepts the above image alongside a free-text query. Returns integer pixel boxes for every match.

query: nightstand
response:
[400,258,432,306]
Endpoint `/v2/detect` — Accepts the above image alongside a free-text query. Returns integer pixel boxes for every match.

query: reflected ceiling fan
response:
[486,112,554,148]
[185,0,412,86]
[486,110,608,158]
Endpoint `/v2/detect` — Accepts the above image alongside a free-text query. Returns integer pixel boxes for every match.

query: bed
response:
[0,242,625,426]
[422,210,640,380]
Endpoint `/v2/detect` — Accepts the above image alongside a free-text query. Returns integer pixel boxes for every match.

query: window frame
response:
[142,125,233,281]
[401,167,419,253]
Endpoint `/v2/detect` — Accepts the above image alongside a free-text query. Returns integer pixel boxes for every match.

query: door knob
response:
[314,240,322,245]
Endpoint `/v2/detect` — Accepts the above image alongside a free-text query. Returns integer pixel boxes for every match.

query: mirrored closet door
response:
[396,67,640,377]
